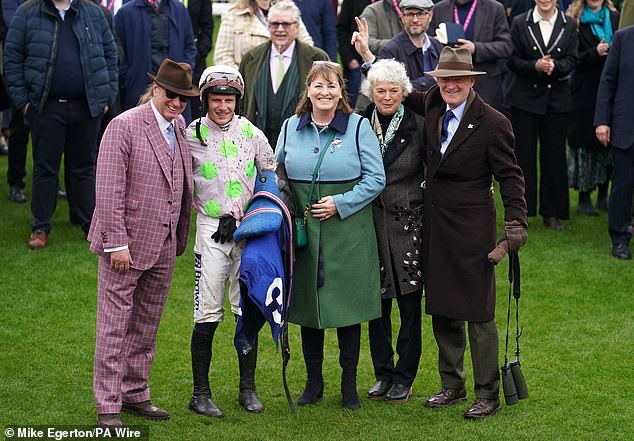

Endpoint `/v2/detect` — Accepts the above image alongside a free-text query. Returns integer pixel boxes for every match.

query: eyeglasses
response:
[402,10,432,19]
[162,87,191,102]
[268,21,297,30]
[312,61,341,69]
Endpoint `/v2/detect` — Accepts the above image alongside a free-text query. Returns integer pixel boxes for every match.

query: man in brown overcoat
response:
[418,47,528,419]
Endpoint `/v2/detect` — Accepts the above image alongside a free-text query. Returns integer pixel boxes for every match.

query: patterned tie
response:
[441,110,455,144]
[167,123,175,158]
[275,54,285,90]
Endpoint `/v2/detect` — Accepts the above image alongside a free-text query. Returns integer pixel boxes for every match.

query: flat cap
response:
[400,0,434,10]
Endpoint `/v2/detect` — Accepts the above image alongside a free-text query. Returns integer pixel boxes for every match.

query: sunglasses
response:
[268,21,297,30]
[162,87,191,102]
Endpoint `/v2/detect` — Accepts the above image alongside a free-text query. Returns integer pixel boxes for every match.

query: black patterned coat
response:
[361,104,425,299]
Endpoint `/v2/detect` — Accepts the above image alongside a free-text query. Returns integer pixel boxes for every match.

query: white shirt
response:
[270,41,296,94]
[422,33,431,53]
[150,99,174,146]
[533,8,558,47]
[440,100,467,155]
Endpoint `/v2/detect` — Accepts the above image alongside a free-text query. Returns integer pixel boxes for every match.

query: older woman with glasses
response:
[214,0,314,69]
[275,61,385,410]
[358,59,425,404]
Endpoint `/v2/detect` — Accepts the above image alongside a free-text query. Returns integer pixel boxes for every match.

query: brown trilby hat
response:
[147,58,199,97]
[425,46,486,77]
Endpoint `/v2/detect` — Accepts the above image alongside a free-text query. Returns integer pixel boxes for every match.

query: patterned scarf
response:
[580,4,613,44]
[372,104,404,156]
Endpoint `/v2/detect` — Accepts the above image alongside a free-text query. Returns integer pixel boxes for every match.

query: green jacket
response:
[239,40,328,126]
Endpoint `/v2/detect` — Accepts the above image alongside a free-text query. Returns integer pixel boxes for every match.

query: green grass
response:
[1,148,633,441]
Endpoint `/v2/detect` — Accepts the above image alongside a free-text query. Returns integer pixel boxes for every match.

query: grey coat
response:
[362,104,425,299]
[359,0,402,54]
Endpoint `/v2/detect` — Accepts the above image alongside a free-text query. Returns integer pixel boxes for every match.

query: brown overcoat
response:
[414,86,527,322]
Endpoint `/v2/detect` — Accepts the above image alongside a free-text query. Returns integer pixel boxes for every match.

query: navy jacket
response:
[114,0,196,111]
[594,26,634,150]
[4,0,118,117]
[2,0,26,25]
[378,31,442,92]
[294,0,337,60]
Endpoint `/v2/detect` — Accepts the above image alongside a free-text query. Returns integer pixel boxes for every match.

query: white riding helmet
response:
[199,65,245,99]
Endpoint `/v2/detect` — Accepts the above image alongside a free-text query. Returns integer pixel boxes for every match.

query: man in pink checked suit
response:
[88,59,198,428]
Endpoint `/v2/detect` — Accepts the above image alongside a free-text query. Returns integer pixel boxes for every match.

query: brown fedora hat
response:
[425,46,486,78]
[147,58,200,97]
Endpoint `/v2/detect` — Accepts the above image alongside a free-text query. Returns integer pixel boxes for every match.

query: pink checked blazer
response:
[88,102,193,270]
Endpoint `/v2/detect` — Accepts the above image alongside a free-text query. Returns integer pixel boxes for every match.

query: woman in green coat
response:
[275,62,385,410]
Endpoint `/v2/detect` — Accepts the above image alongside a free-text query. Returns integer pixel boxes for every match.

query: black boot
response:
[189,323,224,417]
[577,191,599,216]
[238,337,263,413]
[297,327,325,406]
[338,325,361,410]
[597,182,609,211]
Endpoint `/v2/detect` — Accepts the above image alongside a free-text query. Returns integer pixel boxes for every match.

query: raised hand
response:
[351,17,374,63]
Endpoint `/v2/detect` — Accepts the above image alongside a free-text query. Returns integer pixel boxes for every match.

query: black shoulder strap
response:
[354,115,363,154]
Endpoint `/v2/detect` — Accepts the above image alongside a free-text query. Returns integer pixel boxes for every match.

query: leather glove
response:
[211,217,237,244]
[488,239,509,265]
[504,220,528,252]
[488,220,527,264]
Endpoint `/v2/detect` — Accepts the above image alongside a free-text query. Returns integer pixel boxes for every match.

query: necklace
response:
[311,113,332,127]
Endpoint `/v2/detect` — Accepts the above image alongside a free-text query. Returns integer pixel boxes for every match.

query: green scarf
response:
[371,104,404,156]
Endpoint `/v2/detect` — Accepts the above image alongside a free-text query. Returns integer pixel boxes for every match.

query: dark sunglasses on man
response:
[162,86,191,102]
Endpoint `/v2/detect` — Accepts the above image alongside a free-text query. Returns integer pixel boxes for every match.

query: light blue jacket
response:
[275,110,385,219]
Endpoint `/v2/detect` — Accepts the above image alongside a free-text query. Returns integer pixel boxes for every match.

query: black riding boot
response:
[189,323,224,417]
[297,326,325,406]
[238,337,263,413]
[338,324,361,410]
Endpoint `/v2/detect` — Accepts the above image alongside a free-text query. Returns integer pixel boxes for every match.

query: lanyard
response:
[391,0,403,21]
[453,0,478,33]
